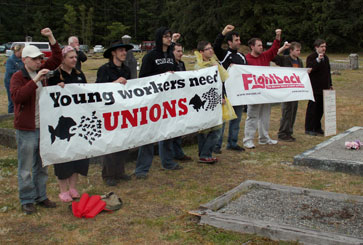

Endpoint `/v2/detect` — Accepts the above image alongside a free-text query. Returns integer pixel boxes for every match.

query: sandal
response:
[59,191,72,202]
[69,188,80,199]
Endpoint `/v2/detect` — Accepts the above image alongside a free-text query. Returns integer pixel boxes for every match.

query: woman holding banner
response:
[48,46,89,202]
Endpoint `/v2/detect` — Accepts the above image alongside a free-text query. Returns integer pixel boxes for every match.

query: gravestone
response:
[349,54,359,70]
[294,127,363,176]
[193,180,363,244]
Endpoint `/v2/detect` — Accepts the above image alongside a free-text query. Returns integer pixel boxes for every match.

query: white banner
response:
[39,66,222,166]
[225,65,314,106]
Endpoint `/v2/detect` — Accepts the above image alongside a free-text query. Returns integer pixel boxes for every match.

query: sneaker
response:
[59,191,73,202]
[22,203,36,214]
[69,188,80,199]
[259,139,278,145]
[213,148,222,154]
[243,141,256,149]
[278,135,294,142]
[227,145,245,152]
[198,157,217,164]
[37,198,56,208]
[211,157,218,163]
[305,130,317,136]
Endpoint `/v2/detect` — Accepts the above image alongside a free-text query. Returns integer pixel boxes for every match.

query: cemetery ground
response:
[0,52,362,244]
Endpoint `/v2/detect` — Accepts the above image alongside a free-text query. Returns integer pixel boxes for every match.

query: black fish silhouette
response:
[48,116,77,144]
[189,94,206,112]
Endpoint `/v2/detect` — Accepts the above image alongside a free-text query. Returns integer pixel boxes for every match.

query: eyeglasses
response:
[203,47,213,51]
[163,35,171,39]
[31,56,43,61]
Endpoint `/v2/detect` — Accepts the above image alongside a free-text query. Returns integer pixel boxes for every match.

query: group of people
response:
[7,25,332,214]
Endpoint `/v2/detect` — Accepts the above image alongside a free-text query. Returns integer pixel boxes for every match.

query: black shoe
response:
[278,135,295,142]
[135,174,148,179]
[22,203,36,214]
[168,164,183,170]
[290,136,296,141]
[314,129,324,135]
[118,174,131,181]
[37,198,56,208]
[105,178,119,186]
[213,148,222,154]
[305,131,317,136]
[227,145,245,151]
[175,155,192,161]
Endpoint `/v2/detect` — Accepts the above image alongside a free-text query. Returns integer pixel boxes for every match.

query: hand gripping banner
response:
[39,66,222,166]
[225,65,314,106]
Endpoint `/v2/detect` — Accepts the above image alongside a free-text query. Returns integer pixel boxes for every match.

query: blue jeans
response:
[172,137,185,159]
[16,129,48,205]
[135,139,178,175]
[215,105,243,149]
[198,128,221,158]
[4,78,14,113]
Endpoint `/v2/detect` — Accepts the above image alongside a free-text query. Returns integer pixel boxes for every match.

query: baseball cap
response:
[22,45,44,58]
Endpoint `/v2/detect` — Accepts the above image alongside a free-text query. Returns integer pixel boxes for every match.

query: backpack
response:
[101,192,123,211]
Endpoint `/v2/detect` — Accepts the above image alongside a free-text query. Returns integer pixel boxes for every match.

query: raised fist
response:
[41,28,53,37]
[222,25,235,36]
[275,29,282,35]
[172,33,181,42]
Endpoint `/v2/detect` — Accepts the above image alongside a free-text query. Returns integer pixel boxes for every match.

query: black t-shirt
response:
[96,61,131,83]
[48,67,87,86]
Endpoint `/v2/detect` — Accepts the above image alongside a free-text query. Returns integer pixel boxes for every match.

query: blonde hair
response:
[11,44,24,52]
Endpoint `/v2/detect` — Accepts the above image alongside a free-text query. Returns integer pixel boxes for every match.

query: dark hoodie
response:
[139,27,176,78]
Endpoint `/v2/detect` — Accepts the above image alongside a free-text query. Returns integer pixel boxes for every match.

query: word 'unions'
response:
[243,73,304,90]
[103,98,188,130]
[49,71,219,108]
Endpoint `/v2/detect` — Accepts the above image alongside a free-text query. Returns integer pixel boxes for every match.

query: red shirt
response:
[246,39,280,66]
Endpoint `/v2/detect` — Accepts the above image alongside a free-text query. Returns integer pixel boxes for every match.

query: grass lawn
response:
[0,51,362,244]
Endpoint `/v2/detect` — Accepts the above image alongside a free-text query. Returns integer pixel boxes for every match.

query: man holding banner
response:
[305,39,333,136]
[273,42,304,142]
[10,28,61,214]
[243,29,281,149]
[194,40,229,163]
[96,40,133,186]
[134,27,183,179]
[171,41,192,162]
[213,25,247,154]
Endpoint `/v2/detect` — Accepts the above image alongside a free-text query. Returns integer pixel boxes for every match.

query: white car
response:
[93,45,104,53]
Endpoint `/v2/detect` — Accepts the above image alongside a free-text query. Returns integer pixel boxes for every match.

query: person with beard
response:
[96,40,133,186]
[243,29,282,149]
[134,27,183,179]
[213,25,247,154]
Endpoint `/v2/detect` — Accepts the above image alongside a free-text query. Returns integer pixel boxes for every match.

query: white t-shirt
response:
[28,71,43,129]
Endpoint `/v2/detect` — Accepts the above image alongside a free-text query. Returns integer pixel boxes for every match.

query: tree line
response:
[0,0,362,52]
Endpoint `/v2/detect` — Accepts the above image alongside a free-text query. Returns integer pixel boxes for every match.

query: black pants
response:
[102,150,128,180]
[278,101,298,138]
[305,93,324,132]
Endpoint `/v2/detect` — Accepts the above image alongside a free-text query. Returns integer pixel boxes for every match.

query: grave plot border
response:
[293,127,363,176]
[195,180,363,245]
